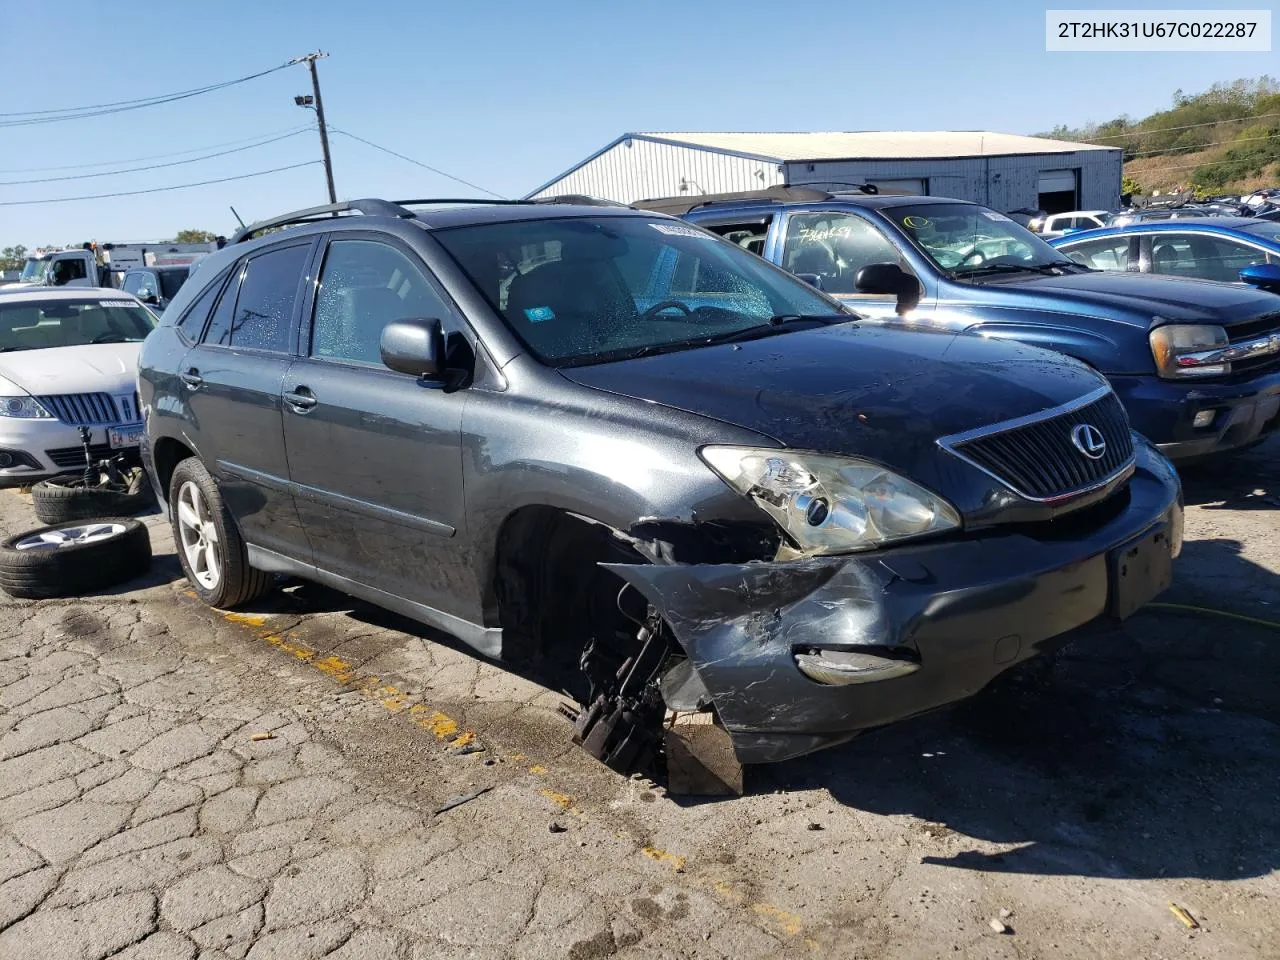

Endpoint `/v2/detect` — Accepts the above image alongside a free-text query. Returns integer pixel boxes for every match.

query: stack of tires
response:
[0,471,156,600]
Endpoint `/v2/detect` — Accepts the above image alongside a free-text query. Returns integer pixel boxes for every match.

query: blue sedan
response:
[1050,217,1280,293]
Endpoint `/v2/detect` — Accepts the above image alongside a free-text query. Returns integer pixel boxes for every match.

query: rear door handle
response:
[284,387,318,412]
[180,369,203,389]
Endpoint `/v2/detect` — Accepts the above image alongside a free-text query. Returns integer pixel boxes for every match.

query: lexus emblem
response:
[1071,423,1107,460]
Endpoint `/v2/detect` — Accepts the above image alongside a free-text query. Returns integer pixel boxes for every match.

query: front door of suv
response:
[178,240,315,558]
[282,234,468,617]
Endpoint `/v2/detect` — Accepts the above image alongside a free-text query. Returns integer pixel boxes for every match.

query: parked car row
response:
[7,183,1274,782]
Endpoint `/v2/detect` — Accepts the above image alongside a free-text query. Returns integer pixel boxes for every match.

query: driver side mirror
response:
[855,262,921,316]
[381,318,445,380]
[141,292,159,305]
[1239,262,1280,293]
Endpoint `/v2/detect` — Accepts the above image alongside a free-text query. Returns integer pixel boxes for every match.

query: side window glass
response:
[1150,235,1196,277]
[159,270,187,300]
[311,240,452,365]
[177,276,224,342]
[228,245,309,353]
[782,213,905,294]
[202,264,242,347]
[53,258,88,285]
[702,219,773,257]
[122,273,145,295]
[1063,237,1130,271]
[1197,237,1266,282]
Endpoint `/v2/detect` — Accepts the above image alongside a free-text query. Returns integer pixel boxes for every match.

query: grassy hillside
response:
[1040,77,1280,197]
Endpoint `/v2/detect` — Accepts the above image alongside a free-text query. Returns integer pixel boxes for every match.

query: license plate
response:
[1108,523,1174,620]
[108,425,144,449]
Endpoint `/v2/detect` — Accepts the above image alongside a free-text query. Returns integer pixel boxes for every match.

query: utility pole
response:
[291,52,337,204]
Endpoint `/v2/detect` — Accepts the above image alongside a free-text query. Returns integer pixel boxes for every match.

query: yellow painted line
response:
[211,606,811,943]
[752,903,804,936]
[539,788,582,815]
[216,610,478,748]
[641,845,687,872]
[313,655,354,683]
[222,612,269,627]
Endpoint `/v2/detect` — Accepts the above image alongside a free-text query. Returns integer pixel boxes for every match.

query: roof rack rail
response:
[631,183,879,216]
[231,199,413,244]
[394,195,627,208]
[528,194,629,207]
[394,198,526,207]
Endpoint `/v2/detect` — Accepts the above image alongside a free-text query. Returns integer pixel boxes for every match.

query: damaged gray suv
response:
[138,197,1183,774]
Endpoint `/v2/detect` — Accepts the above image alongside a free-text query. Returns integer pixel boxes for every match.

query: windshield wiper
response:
[701,313,851,345]
[615,315,849,360]
[954,261,1083,278]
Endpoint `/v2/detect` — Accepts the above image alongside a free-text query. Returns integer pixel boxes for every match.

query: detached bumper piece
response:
[608,447,1182,766]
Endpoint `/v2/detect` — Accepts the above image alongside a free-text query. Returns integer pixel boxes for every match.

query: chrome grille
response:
[35,392,138,426]
[939,388,1135,502]
[1227,312,1280,375]
[1225,311,1280,343]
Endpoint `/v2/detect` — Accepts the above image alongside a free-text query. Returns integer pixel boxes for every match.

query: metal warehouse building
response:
[526,131,1123,214]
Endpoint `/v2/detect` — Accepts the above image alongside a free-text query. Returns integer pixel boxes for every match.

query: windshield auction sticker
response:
[1046,9,1271,50]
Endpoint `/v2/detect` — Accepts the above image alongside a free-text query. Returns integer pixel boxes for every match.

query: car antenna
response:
[229,206,246,230]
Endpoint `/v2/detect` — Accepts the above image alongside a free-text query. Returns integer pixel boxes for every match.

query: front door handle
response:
[180,369,203,389]
[284,387,318,412]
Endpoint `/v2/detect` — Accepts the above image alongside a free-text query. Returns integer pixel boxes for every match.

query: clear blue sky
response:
[1,0,1275,248]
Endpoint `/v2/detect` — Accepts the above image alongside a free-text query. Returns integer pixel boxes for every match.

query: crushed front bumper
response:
[609,445,1182,765]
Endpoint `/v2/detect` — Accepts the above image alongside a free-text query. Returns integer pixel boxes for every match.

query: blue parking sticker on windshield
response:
[524,306,555,323]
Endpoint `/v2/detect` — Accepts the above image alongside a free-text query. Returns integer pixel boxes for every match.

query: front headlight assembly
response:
[700,446,961,557]
[1149,323,1229,378]
[0,396,51,419]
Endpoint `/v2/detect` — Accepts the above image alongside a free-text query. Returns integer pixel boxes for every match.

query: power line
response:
[1124,131,1280,160]
[0,125,313,173]
[0,161,319,206]
[332,129,506,198]
[1073,111,1280,142]
[0,130,312,186]
[0,62,293,127]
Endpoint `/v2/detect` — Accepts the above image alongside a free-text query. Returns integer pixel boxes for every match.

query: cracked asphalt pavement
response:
[2,441,1278,960]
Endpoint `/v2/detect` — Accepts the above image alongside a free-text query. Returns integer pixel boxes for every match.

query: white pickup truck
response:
[1,241,222,292]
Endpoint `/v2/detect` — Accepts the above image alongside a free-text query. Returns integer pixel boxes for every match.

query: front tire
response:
[169,458,273,609]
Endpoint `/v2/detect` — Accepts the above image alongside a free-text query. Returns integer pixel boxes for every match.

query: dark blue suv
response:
[649,188,1280,461]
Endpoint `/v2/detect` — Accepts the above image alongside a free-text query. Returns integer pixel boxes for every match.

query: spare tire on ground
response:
[32,469,155,525]
[0,519,152,599]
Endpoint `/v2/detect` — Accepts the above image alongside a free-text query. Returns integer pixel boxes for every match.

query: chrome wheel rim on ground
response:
[15,522,128,550]
[176,481,221,589]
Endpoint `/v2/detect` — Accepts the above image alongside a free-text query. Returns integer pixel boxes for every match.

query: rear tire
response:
[169,458,273,609]
[0,519,152,599]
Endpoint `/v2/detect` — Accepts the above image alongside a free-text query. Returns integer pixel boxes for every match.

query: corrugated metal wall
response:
[528,138,784,203]
[787,149,1122,211]
[531,138,1123,211]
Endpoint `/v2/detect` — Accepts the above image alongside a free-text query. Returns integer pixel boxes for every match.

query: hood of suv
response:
[559,324,1108,481]
[970,270,1280,326]
[0,343,141,396]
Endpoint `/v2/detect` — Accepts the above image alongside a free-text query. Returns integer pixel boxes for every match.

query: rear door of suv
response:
[177,239,315,559]
[280,231,468,616]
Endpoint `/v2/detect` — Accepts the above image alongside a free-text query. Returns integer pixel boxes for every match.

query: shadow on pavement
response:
[1177,434,1280,509]
[758,533,1280,882]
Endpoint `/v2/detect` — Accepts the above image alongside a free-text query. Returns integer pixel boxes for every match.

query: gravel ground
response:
[1,441,1278,960]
